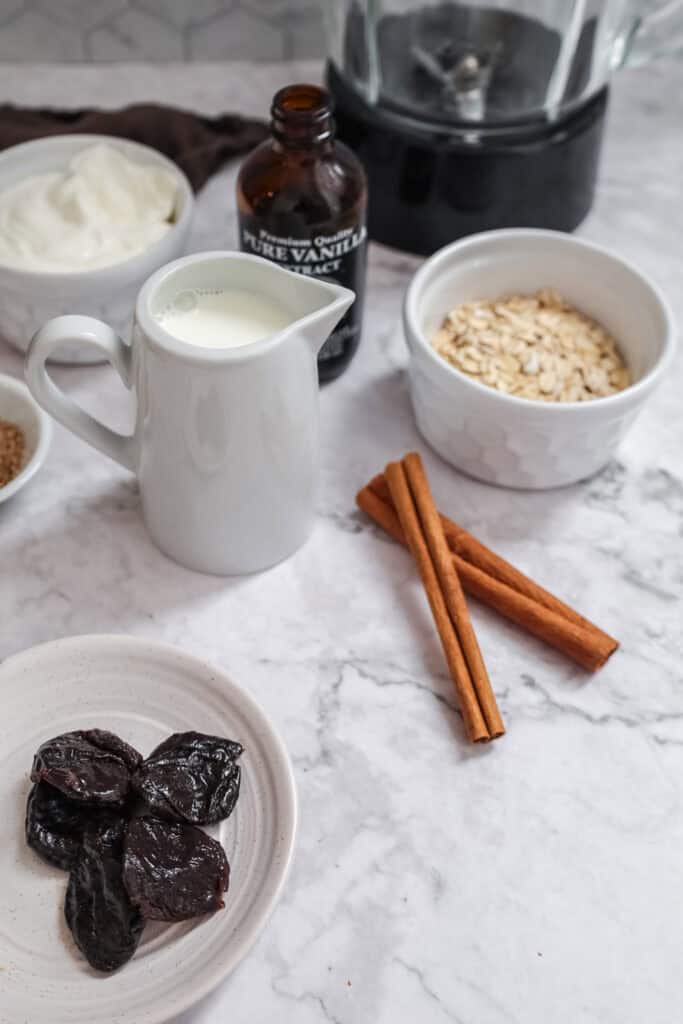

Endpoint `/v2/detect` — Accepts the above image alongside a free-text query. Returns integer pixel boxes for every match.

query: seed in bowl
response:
[430,289,631,402]
[0,417,25,486]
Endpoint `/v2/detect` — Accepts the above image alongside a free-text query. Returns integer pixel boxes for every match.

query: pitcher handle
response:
[26,315,136,472]
[620,0,683,66]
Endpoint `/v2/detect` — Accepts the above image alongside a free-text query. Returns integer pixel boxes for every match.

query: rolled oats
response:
[430,289,631,403]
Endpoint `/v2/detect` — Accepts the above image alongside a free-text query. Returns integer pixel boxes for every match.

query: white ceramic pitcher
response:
[26,251,353,575]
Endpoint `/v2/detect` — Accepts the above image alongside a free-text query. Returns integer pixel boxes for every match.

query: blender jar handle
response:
[620,0,683,66]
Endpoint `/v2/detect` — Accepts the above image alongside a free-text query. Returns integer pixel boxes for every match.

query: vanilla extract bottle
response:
[237,84,367,383]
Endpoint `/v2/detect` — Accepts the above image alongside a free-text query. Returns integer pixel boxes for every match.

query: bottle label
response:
[239,220,367,363]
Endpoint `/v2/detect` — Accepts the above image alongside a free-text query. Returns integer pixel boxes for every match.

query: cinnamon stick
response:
[368,473,617,653]
[384,461,490,743]
[402,453,504,739]
[357,481,617,671]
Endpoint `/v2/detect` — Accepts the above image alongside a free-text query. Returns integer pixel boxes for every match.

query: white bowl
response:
[0,134,194,364]
[403,229,676,489]
[0,372,52,502]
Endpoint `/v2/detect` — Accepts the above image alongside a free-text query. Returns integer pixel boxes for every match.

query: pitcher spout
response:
[294,276,355,357]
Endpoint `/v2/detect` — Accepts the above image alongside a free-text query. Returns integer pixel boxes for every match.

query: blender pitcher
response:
[325,0,683,253]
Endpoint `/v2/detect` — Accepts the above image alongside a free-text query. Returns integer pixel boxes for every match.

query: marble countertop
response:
[1,60,682,1024]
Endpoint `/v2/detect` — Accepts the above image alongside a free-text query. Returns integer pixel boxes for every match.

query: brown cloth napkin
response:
[0,102,268,191]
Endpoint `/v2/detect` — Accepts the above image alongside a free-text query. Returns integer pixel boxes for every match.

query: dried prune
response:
[25,782,122,871]
[133,731,242,825]
[28,726,243,973]
[31,729,142,806]
[123,815,229,921]
[84,813,127,856]
[65,816,143,972]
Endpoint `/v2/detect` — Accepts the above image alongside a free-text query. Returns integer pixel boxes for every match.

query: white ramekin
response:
[403,229,676,489]
[0,134,194,364]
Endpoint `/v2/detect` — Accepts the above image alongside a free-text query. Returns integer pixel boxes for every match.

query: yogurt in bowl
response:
[0,135,193,364]
[0,143,179,274]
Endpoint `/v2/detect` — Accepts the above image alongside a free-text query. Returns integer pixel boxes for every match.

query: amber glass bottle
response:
[237,84,367,383]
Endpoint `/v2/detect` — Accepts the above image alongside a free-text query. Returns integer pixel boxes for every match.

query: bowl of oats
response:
[403,229,675,488]
[0,372,52,503]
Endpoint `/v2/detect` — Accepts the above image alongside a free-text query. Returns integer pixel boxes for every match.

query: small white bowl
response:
[0,372,52,502]
[403,229,676,489]
[0,134,194,364]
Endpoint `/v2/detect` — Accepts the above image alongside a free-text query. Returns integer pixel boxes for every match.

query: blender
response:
[325,1,683,254]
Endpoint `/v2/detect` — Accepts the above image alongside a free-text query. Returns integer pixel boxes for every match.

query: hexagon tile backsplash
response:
[0,0,325,61]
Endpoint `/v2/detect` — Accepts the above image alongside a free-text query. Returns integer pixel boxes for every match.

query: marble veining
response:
[0,60,682,1024]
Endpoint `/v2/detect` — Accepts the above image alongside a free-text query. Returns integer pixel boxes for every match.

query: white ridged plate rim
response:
[0,634,297,1024]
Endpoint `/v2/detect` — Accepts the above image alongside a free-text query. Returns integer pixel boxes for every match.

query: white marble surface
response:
[1,61,682,1024]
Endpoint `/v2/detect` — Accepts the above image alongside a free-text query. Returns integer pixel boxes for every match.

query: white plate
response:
[0,634,297,1024]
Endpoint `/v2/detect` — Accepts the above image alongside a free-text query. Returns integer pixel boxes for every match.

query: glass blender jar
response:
[325,1,683,253]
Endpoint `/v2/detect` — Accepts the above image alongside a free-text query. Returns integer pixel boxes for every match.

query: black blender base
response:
[327,63,608,256]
